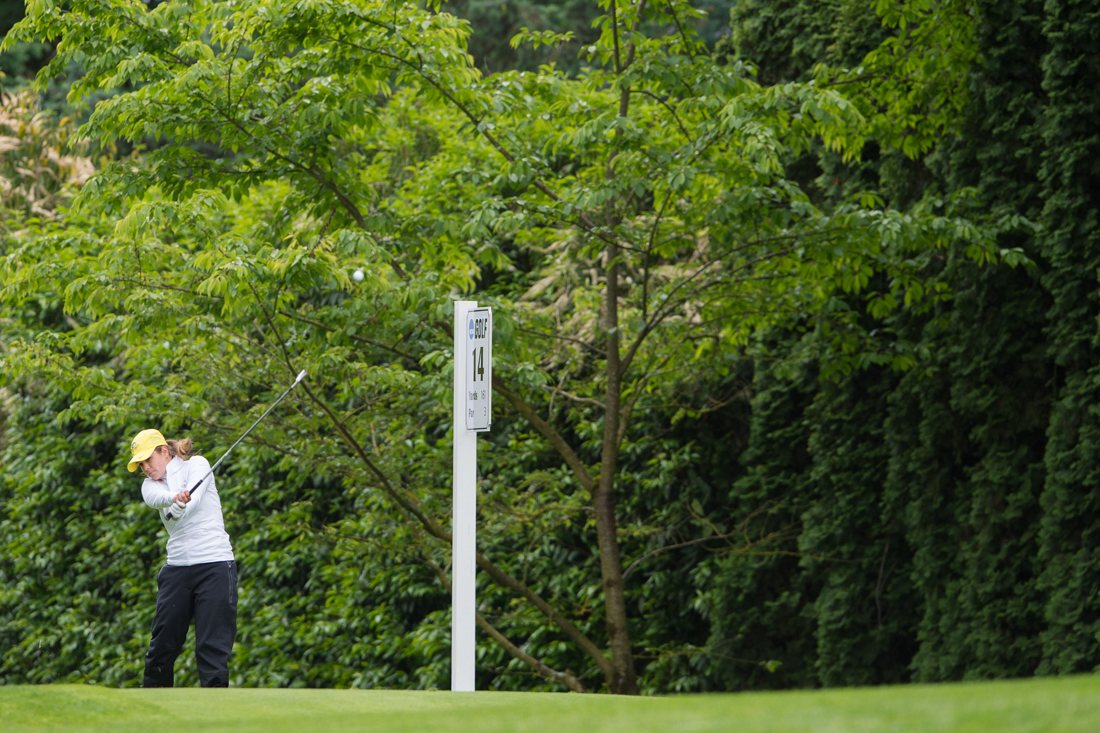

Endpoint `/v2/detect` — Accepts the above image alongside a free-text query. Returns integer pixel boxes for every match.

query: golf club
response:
[163,369,308,520]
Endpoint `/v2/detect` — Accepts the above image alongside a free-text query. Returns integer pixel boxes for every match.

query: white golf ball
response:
[352,269,364,282]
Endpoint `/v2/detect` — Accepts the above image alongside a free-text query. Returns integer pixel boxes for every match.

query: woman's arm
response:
[182,456,215,513]
[142,479,174,508]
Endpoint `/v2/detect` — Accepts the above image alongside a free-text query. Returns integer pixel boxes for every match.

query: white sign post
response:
[452,301,491,692]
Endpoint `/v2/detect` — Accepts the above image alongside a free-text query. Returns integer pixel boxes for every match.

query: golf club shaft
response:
[164,370,306,519]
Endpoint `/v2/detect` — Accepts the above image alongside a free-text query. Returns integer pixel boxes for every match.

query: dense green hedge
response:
[706,0,1100,686]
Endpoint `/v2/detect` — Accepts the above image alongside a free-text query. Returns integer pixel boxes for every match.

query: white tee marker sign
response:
[465,308,492,431]
[452,301,491,693]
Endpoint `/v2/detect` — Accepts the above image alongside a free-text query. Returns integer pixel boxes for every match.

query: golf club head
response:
[294,370,308,385]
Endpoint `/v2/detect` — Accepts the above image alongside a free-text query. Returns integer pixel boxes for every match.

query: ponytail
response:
[166,437,193,460]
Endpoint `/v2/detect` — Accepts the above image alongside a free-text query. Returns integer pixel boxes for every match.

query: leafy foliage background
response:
[1,0,1098,692]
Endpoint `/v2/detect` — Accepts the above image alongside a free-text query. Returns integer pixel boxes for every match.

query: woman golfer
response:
[128,429,237,688]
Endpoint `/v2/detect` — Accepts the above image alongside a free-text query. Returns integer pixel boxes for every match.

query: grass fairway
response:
[2,675,1097,732]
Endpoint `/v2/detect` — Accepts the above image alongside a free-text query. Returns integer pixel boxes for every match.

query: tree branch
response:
[189,88,408,281]
[277,309,421,365]
[253,294,451,541]
[492,375,596,493]
[421,556,587,692]
[541,384,606,409]
[617,351,673,446]
[514,324,606,358]
[476,552,613,680]
[477,613,588,693]
[630,89,692,141]
[320,32,616,247]
[300,380,451,541]
[666,0,697,60]
[610,0,622,74]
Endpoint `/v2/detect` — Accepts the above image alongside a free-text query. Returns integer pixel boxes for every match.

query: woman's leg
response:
[192,560,238,687]
[143,565,193,687]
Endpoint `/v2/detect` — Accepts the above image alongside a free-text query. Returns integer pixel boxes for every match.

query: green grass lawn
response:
[2,675,1097,732]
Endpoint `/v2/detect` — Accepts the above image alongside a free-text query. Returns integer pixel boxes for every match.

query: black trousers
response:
[143,560,238,688]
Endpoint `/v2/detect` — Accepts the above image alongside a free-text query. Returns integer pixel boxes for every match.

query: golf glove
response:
[168,501,187,519]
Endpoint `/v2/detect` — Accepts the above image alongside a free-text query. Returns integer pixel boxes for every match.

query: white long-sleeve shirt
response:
[142,455,234,566]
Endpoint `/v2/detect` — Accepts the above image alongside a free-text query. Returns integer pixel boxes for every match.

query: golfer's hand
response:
[172,490,191,503]
[168,501,187,519]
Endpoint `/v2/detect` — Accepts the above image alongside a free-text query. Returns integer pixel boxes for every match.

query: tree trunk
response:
[596,240,639,694]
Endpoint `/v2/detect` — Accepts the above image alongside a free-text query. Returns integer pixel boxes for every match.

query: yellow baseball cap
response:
[127,429,167,472]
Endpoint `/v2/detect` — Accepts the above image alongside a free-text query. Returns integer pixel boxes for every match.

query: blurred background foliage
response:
[1,0,1098,693]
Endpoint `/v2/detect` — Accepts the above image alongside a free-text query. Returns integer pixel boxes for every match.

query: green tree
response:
[0,0,51,87]
[2,0,1010,692]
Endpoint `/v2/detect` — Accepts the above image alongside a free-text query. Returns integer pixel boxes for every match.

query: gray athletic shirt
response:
[141,455,234,566]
